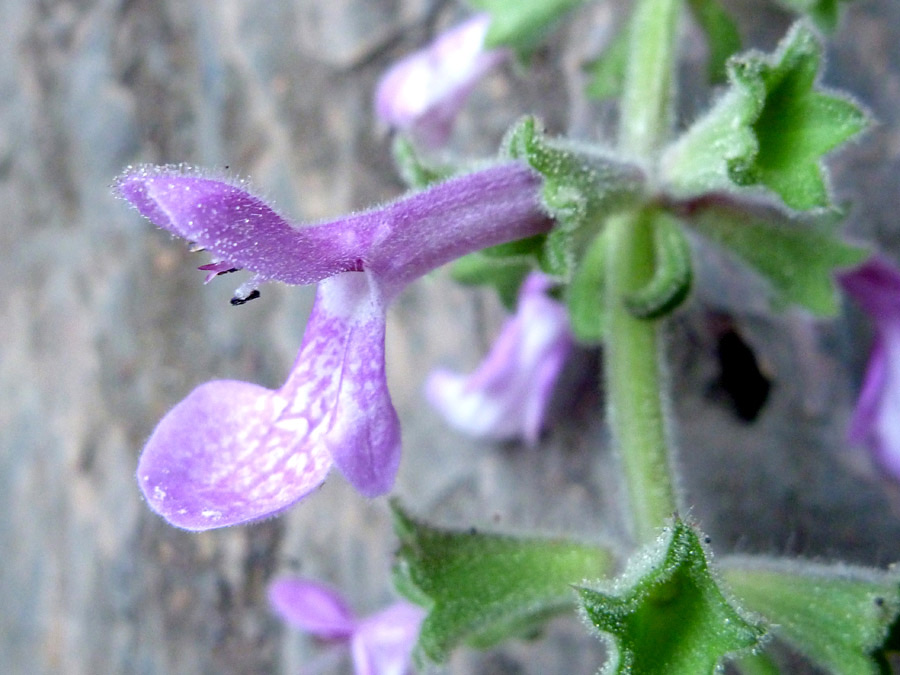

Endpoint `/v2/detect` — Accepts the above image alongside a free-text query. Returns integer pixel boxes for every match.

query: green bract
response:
[722,557,900,675]
[391,500,616,664]
[506,116,645,278]
[466,0,589,56]
[661,22,868,211]
[576,519,766,674]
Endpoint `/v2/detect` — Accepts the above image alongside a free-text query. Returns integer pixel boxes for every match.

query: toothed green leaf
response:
[577,519,766,674]
[662,23,868,210]
[686,0,742,82]
[466,0,588,56]
[722,557,900,675]
[391,500,616,664]
[673,192,866,315]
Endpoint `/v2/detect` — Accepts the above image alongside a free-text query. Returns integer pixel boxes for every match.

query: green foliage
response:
[670,192,866,315]
[391,136,456,189]
[585,28,629,101]
[391,500,616,664]
[661,22,868,210]
[686,0,742,82]
[451,252,534,309]
[623,213,693,320]
[775,0,856,32]
[505,116,645,278]
[466,0,588,56]
[722,557,900,675]
[566,229,608,343]
[577,519,766,674]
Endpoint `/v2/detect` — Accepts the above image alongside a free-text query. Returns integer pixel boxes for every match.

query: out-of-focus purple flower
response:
[375,14,508,148]
[269,577,424,675]
[114,163,552,530]
[839,257,900,479]
[425,273,573,444]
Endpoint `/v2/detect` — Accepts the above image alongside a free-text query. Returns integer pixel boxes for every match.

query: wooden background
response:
[2,0,900,672]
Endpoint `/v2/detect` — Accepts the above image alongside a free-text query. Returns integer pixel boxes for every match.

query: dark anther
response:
[230,289,261,306]
[704,536,712,544]
[876,597,885,607]
[468,527,478,536]
[218,268,239,276]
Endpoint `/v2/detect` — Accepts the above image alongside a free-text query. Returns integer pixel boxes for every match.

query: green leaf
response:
[391,135,456,189]
[466,0,588,56]
[661,22,868,210]
[775,0,855,32]
[722,557,900,675]
[585,28,629,101]
[505,116,646,278]
[451,252,534,309]
[671,191,867,315]
[577,519,766,674]
[732,651,783,675]
[566,229,608,343]
[686,0,742,82]
[391,500,616,664]
[623,213,693,320]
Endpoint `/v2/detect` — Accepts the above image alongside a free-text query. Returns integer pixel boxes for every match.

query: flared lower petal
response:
[137,379,334,530]
[268,578,357,640]
[425,273,572,443]
[299,273,401,497]
[350,602,425,675]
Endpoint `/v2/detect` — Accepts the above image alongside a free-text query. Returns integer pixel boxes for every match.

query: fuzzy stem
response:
[605,210,678,543]
[606,0,683,543]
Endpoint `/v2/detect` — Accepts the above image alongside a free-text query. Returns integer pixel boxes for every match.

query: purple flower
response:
[425,273,573,444]
[839,257,900,480]
[375,14,508,148]
[114,163,552,529]
[269,577,424,675]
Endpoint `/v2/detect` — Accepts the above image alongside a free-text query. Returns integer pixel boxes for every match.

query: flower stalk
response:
[606,0,684,543]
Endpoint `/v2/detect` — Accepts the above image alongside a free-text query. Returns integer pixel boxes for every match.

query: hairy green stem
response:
[618,0,682,155]
[606,0,683,543]
[605,210,678,543]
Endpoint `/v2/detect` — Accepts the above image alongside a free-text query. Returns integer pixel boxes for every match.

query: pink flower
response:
[426,273,573,443]
[375,14,508,148]
[114,163,553,529]
[269,578,424,675]
[839,257,900,479]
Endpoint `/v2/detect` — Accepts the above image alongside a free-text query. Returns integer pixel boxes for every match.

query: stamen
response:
[230,289,261,306]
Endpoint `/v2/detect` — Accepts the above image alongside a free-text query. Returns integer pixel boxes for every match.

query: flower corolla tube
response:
[114,162,552,529]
